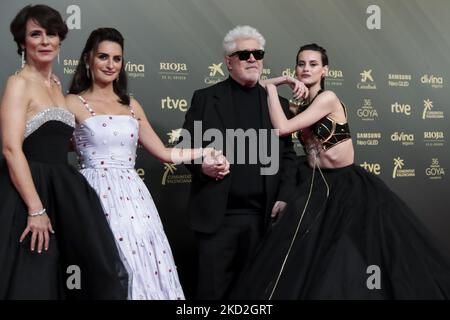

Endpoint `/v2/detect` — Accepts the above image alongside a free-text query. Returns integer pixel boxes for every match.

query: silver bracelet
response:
[28,208,46,217]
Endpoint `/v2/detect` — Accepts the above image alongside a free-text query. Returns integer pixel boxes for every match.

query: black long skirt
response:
[0,160,128,299]
[231,164,450,299]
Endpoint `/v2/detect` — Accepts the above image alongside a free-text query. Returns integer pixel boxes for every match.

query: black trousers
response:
[194,213,264,300]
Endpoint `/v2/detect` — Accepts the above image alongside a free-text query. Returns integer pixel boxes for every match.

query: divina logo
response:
[421,74,444,88]
[125,61,145,78]
[282,68,295,78]
[391,132,414,146]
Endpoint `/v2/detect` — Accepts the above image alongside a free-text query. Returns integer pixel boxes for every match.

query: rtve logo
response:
[161,97,188,112]
[360,161,381,175]
[391,102,411,116]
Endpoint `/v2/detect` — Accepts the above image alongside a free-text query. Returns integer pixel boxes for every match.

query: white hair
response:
[222,25,266,55]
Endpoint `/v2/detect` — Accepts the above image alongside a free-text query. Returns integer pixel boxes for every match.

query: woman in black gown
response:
[231,43,450,299]
[0,5,128,299]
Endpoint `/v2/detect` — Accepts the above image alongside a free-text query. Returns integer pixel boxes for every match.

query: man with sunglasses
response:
[183,25,297,300]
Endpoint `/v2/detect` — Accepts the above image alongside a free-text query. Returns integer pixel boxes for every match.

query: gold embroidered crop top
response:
[298,90,351,151]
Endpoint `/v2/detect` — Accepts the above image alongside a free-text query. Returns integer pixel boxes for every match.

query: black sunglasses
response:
[229,49,265,61]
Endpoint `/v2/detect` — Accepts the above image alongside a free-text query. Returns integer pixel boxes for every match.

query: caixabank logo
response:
[392,157,415,179]
[204,62,225,84]
[425,158,445,180]
[356,69,377,90]
[357,99,378,121]
[356,132,381,146]
[159,61,188,80]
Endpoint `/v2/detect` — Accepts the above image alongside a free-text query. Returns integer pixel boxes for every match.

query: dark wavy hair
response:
[69,28,130,105]
[10,5,68,56]
[297,43,328,90]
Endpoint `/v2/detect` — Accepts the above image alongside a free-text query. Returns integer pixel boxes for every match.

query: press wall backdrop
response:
[1,0,448,297]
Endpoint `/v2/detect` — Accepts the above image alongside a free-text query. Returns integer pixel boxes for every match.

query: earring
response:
[21,50,25,68]
[86,64,90,78]
[115,75,119,83]
[57,52,60,65]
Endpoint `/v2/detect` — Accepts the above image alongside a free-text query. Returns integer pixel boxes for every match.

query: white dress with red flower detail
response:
[73,96,184,300]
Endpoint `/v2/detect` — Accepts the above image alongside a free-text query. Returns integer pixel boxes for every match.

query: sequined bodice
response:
[74,116,139,169]
[22,108,75,163]
[25,107,75,138]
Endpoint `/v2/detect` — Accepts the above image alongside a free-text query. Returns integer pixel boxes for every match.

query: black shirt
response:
[226,77,265,214]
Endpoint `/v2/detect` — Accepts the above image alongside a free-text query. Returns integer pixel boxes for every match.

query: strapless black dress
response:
[0,108,128,299]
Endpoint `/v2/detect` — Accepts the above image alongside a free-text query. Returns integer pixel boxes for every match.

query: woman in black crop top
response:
[231,44,450,299]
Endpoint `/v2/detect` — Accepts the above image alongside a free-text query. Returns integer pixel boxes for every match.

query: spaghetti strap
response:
[128,104,136,118]
[77,95,96,116]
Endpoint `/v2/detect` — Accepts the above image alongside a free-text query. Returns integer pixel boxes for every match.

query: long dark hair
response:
[69,28,129,105]
[10,4,68,56]
[296,43,328,90]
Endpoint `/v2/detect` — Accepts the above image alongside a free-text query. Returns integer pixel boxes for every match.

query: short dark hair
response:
[69,28,130,106]
[297,43,329,89]
[10,4,68,55]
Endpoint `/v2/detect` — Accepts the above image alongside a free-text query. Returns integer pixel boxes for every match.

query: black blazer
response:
[182,78,298,234]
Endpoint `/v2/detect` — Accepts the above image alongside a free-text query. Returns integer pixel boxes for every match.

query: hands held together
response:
[202,148,230,181]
